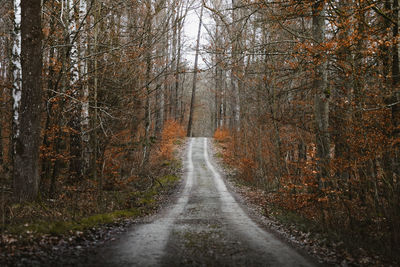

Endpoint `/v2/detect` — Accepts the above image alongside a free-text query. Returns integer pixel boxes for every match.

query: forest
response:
[1,0,400,265]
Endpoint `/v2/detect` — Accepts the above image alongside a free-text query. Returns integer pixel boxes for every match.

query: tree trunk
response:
[142,0,153,166]
[80,0,90,177]
[174,3,183,121]
[13,0,43,201]
[68,0,82,181]
[333,1,352,182]
[187,5,203,137]
[391,0,400,178]
[312,0,329,187]
[93,0,100,198]
[390,0,400,251]
[171,0,178,120]
[230,0,241,131]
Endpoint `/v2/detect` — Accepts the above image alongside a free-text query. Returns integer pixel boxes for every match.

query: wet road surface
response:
[85,138,315,266]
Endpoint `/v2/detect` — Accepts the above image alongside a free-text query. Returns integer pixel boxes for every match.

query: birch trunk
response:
[79,0,90,176]
[12,0,22,142]
[68,0,79,85]
[67,0,82,180]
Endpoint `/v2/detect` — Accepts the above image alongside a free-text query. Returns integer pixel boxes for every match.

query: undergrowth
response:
[1,120,185,238]
[213,132,399,266]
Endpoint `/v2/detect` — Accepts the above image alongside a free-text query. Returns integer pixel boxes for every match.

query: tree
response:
[187,4,204,137]
[13,0,42,201]
[312,0,329,187]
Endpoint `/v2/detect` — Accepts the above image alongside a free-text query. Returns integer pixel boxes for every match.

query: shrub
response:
[158,120,185,159]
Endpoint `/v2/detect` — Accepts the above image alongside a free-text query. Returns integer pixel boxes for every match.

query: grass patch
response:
[267,204,317,232]
[7,208,143,236]
[173,139,183,145]
[215,152,223,158]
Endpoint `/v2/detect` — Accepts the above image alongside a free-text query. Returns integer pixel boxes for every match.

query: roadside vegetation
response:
[214,128,399,266]
[1,120,185,264]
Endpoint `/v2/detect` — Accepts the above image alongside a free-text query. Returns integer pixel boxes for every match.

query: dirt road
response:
[85,138,315,266]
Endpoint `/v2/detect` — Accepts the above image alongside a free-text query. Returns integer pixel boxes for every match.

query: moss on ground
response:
[5,174,181,237]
